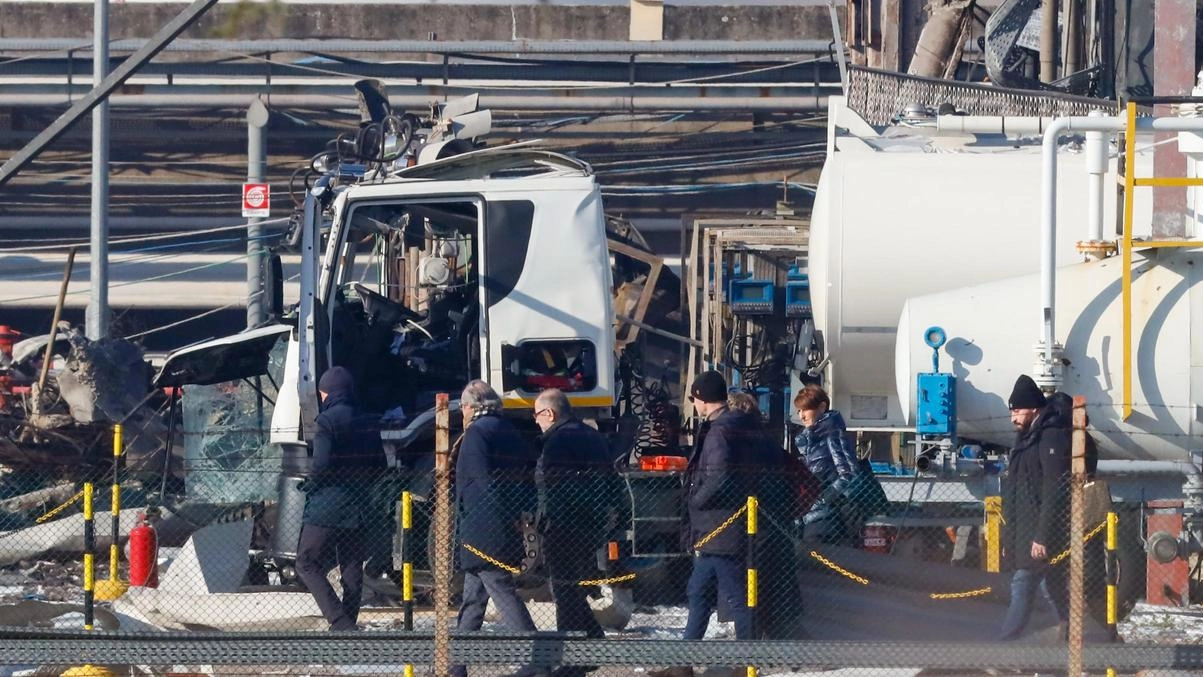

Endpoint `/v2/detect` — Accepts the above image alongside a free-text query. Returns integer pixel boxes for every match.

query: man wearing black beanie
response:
[998,374,1072,641]
[651,370,754,677]
[296,366,386,631]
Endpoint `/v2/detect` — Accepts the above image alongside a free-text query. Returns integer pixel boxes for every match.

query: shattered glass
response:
[181,336,287,503]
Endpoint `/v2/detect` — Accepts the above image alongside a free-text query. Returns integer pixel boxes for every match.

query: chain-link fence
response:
[1,385,1200,676]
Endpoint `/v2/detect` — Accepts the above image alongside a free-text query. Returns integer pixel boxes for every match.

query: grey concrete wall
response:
[0,3,839,43]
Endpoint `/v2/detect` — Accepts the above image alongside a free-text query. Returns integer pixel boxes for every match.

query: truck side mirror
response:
[264,253,284,322]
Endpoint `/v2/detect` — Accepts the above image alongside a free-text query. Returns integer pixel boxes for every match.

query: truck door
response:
[296,181,329,429]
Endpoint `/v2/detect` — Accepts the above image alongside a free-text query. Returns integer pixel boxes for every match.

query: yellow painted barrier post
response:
[1106,511,1119,645]
[746,495,758,677]
[61,484,116,677]
[402,489,415,677]
[95,424,128,601]
[83,482,94,630]
[402,489,414,631]
[983,496,1002,573]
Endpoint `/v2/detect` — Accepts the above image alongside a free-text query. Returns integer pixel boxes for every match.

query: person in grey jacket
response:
[451,379,541,677]
[296,366,385,631]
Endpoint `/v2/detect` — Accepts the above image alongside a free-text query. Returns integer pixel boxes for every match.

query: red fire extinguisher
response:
[129,511,159,588]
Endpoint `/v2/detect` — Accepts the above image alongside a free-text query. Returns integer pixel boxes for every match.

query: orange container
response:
[640,455,688,472]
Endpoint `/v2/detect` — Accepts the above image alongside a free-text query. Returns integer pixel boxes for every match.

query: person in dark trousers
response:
[727,391,807,639]
[651,371,754,677]
[998,374,1072,641]
[451,379,542,677]
[793,384,887,543]
[296,366,385,631]
[533,388,615,677]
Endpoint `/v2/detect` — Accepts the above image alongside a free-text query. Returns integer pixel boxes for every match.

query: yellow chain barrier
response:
[578,573,637,586]
[1049,518,1108,566]
[461,544,522,575]
[930,587,993,600]
[807,550,869,585]
[35,489,85,524]
[462,543,637,586]
[692,504,749,550]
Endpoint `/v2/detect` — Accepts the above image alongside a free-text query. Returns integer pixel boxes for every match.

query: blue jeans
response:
[683,553,752,640]
[999,567,1069,640]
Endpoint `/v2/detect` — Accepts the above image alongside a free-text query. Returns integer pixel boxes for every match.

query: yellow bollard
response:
[746,496,758,677]
[61,483,117,677]
[83,482,94,630]
[983,496,1002,573]
[95,424,128,601]
[402,490,414,677]
[402,490,414,630]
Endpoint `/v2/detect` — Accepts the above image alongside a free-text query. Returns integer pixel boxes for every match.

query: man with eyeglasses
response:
[532,388,616,677]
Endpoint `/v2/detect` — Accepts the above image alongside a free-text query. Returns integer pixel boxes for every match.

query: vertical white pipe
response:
[246,98,269,328]
[87,0,109,340]
[1085,110,1109,243]
[1040,117,1071,373]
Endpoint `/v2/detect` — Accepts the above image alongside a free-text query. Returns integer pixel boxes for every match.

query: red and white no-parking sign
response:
[242,182,271,218]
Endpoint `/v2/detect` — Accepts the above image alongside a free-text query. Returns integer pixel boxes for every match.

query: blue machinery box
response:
[728,278,775,315]
[785,278,811,317]
[916,372,956,436]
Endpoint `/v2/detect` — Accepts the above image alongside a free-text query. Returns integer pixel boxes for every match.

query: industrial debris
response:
[0,323,169,475]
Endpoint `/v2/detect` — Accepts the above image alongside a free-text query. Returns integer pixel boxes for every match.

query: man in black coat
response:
[451,379,541,677]
[999,374,1072,640]
[533,388,615,677]
[682,372,753,639]
[296,366,386,631]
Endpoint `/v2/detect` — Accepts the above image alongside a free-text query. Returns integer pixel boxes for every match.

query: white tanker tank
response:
[808,99,1152,429]
[896,247,1202,461]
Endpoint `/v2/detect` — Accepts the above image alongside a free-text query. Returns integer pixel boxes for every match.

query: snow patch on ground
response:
[1120,602,1203,643]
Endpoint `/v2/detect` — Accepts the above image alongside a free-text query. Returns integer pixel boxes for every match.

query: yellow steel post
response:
[1122,102,1136,421]
[983,496,1002,573]
[82,482,94,630]
[1106,512,1119,630]
[61,483,119,677]
[746,496,758,677]
[96,424,127,601]
[402,490,414,632]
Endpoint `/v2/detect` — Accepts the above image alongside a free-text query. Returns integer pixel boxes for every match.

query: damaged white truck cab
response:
[272,146,618,445]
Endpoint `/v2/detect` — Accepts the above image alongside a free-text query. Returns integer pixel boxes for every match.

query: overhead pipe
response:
[0,0,223,187]
[935,115,1053,135]
[0,93,830,112]
[0,38,837,56]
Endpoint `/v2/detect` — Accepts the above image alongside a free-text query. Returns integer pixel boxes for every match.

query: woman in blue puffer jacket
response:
[793,384,888,543]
